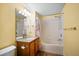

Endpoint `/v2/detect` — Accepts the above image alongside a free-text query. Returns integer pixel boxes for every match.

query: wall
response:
[64,4,79,55]
[0,4,25,49]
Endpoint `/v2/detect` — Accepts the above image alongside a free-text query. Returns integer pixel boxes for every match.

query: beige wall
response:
[64,4,79,55]
[0,4,25,49]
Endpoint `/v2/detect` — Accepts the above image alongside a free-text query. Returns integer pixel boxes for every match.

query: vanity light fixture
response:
[23,9,31,16]
[18,10,22,14]
[18,9,31,16]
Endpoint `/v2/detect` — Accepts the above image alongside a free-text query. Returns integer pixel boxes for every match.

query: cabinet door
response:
[17,42,29,56]
[35,38,39,55]
[29,41,35,56]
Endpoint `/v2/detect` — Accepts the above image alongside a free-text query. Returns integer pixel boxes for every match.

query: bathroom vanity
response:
[16,37,39,56]
[16,9,40,56]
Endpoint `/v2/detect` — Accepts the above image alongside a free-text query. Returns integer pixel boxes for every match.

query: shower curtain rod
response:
[52,13,64,15]
[45,13,64,16]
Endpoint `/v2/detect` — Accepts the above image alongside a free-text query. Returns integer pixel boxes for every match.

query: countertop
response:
[16,36,38,42]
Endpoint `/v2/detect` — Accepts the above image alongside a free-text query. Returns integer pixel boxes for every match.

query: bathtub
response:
[0,45,16,56]
[40,42,63,55]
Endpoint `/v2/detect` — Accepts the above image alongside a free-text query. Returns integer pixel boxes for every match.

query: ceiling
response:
[25,3,65,16]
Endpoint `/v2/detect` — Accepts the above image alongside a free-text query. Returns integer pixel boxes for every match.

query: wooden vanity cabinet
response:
[17,38,39,56]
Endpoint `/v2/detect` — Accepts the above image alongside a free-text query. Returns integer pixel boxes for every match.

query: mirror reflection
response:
[16,9,27,39]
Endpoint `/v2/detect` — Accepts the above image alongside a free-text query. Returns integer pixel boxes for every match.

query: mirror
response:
[16,9,27,39]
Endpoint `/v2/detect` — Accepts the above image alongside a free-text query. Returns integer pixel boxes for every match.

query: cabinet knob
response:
[21,46,25,49]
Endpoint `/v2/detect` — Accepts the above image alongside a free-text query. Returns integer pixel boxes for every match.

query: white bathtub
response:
[0,45,16,56]
[40,42,63,55]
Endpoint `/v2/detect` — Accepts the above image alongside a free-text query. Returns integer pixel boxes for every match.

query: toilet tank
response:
[0,45,16,56]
